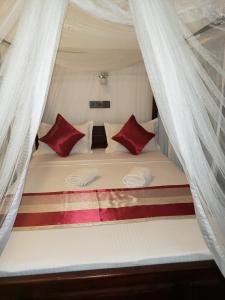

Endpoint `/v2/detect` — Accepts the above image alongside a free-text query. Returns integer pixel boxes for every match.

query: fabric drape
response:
[129,0,225,274]
[0,0,68,253]
[70,0,132,25]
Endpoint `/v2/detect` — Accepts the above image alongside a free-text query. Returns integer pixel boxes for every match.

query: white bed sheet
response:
[26,149,187,192]
[0,149,211,276]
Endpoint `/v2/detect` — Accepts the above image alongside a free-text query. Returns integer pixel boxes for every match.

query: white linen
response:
[105,118,158,154]
[123,167,152,188]
[32,148,165,165]
[0,219,211,277]
[37,120,93,154]
[65,168,99,187]
[26,150,187,192]
[0,150,211,277]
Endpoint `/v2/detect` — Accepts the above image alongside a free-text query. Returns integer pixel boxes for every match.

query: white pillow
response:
[104,118,158,154]
[37,121,93,155]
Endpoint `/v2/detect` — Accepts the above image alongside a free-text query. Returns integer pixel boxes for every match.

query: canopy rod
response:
[1,17,224,50]
[193,16,225,36]
[0,39,11,47]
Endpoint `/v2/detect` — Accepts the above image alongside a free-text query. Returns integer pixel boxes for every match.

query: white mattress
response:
[0,149,211,277]
[26,149,188,192]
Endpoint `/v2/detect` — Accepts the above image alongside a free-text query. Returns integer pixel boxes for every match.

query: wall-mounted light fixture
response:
[98,71,109,85]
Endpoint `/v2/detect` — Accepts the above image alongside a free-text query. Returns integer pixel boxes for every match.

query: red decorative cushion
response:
[112,115,155,155]
[39,114,85,157]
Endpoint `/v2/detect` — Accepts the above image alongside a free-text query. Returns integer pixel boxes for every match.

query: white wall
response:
[43,62,153,125]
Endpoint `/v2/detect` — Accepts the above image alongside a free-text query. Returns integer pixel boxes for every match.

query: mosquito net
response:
[1,0,225,275]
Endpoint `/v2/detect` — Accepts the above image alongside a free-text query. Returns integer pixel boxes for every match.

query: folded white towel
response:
[123,167,152,188]
[65,168,99,187]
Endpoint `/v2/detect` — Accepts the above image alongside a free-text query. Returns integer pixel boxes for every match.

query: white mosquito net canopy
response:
[1,0,225,276]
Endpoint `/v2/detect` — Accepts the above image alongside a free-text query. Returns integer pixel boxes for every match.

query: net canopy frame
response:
[1,0,225,276]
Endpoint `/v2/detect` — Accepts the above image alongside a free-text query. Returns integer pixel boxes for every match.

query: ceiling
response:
[1,0,224,72]
[56,3,142,71]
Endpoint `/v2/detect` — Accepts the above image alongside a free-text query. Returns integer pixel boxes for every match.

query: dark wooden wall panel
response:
[92,126,107,149]
[152,96,158,119]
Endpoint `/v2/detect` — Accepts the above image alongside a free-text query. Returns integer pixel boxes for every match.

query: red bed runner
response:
[14,184,195,229]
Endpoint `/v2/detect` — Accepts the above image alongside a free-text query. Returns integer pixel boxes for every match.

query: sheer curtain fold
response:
[0,0,68,253]
[129,0,225,274]
[172,0,225,24]
[70,0,225,27]
[70,0,132,25]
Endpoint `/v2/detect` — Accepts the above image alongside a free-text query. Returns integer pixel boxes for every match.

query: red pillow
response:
[39,114,85,157]
[112,115,155,155]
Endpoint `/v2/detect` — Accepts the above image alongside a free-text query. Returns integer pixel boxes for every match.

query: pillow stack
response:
[37,113,158,157]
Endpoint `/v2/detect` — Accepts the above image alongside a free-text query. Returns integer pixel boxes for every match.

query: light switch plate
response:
[89,100,110,108]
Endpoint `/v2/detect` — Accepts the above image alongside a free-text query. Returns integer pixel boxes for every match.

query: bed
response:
[0,126,225,299]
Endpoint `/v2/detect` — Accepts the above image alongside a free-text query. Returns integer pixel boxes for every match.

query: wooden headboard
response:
[92,126,107,149]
